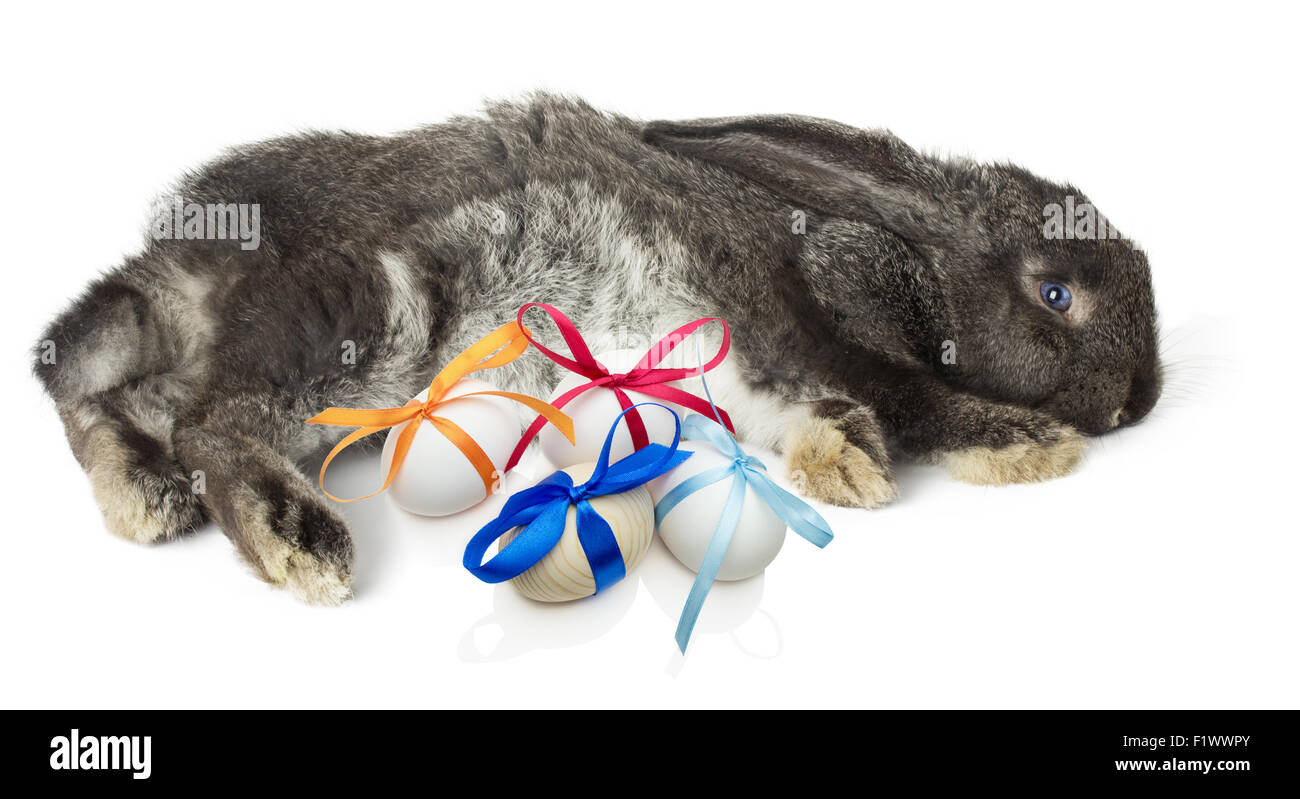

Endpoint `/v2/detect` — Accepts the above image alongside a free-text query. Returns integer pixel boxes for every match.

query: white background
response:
[2,1,1296,709]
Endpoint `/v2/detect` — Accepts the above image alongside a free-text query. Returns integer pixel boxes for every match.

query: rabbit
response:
[33,92,1160,604]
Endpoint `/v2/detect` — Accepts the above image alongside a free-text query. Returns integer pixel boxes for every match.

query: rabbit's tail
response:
[34,260,185,405]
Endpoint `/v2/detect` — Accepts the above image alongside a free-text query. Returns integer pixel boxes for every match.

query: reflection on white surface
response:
[453,539,784,665]
[728,610,784,659]
[482,441,788,663]
[457,575,640,661]
[637,539,782,671]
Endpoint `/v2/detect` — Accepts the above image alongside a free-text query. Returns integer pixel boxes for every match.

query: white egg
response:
[538,348,689,468]
[379,377,522,517]
[649,437,787,581]
[502,462,655,602]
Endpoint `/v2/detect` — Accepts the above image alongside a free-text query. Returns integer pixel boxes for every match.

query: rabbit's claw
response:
[786,417,898,509]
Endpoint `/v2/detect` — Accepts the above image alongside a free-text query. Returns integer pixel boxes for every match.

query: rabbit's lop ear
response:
[644,115,957,242]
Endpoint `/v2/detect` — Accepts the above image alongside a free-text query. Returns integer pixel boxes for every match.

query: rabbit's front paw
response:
[786,418,898,508]
[941,425,1087,485]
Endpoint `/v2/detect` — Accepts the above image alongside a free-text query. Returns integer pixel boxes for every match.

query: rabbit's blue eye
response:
[1040,282,1072,311]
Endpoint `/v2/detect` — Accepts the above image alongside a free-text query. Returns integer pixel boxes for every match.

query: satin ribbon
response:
[465,403,692,593]
[656,414,834,653]
[306,321,575,503]
[504,303,735,471]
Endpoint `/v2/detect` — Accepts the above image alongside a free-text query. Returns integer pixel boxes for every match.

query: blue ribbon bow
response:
[464,403,693,594]
[655,414,834,653]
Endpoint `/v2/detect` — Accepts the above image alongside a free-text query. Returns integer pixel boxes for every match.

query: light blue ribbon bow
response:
[655,414,834,652]
[464,403,692,594]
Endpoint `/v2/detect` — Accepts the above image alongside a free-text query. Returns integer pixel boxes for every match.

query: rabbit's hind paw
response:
[228,483,354,607]
[83,425,204,544]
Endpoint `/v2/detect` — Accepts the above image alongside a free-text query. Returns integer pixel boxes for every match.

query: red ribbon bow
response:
[505,303,735,471]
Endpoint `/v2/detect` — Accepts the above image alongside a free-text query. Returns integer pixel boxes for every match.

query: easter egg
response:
[538,348,688,468]
[649,438,787,581]
[502,462,654,602]
[379,377,522,517]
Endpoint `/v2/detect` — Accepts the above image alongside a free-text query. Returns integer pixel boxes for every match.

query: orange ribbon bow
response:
[306,321,575,503]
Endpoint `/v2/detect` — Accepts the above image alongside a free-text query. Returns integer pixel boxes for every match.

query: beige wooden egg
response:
[501,462,654,602]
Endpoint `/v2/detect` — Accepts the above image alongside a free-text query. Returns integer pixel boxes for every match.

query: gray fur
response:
[34,92,1160,602]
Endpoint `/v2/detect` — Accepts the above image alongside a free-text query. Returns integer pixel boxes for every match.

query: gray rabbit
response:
[34,92,1160,604]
